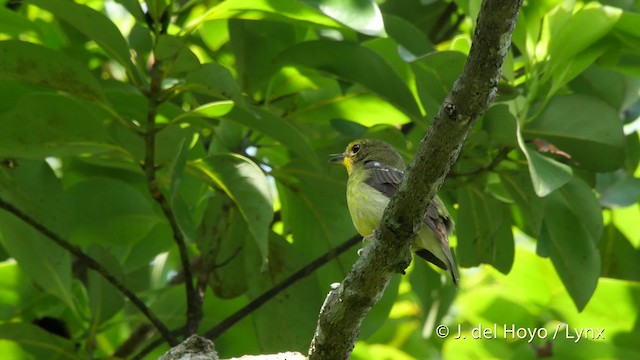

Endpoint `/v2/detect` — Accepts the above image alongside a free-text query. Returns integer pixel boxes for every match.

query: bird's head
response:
[330,139,405,175]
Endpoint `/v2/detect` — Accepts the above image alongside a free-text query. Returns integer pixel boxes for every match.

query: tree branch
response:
[0,197,178,346]
[144,57,200,336]
[132,235,362,359]
[308,1,523,359]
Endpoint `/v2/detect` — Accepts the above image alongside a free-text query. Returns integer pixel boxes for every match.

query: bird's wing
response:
[363,160,404,198]
[364,160,459,285]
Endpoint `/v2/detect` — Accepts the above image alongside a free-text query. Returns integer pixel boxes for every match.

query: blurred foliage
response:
[0,0,639,359]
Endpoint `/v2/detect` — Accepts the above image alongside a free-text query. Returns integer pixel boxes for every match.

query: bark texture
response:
[308,1,524,359]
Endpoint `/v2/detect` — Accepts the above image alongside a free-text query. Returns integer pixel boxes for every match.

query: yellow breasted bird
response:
[331,139,459,286]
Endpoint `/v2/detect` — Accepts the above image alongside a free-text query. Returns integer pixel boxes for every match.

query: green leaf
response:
[185,63,246,107]
[222,106,320,165]
[0,40,105,101]
[0,261,36,321]
[171,100,235,125]
[197,197,248,299]
[383,14,433,61]
[0,93,113,159]
[523,94,625,172]
[188,0,343,31]
[0,159,68,236]
[483,104,518,147]
[0,323,80,360]
[229,19,299,98]
[558,177,603,243]
[518,117,573,197]
[597,172,640,208]
[499,170,545,237]
[190,154,273,265]
[540,190,600,311]
[28,0,141,84]
[277,40,422,118]
[114,0,146,21]
[457,184,515,274]
[274,160,358,286]
[245,231,321,353]
[302,0,386,36]
[545,4,621,82]
[412,51,467,118]
[87,246,125,326]
[199,20,230,52]
[155,35,201,75]
[0,213,75,315]
[64,178,161,245]
[600,223,640,282]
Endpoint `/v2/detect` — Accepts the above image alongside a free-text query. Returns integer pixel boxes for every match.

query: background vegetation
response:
[0,0,639,359]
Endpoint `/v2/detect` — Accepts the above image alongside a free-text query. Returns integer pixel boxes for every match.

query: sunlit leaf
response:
[277,40,422,118]
[190,154,273,265]
[523,94,625,172]
[302,0,386,36]
[28,0,141,84]
[0,323,81,360]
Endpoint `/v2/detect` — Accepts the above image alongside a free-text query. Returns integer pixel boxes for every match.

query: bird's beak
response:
[329,153,345,164]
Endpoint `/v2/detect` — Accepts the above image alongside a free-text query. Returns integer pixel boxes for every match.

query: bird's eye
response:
[351,144,361,154]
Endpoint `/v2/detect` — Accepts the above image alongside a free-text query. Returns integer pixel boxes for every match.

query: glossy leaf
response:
[186,63,246,107]
[545,4,621,82]
[222,106,320,165]
[523,94,625,171]
[540,189,600,311]
[171,101,235,125]
[0,41,105,101]
[0,93,113,159]
[189,0,343,31]
[190,154,273,264]
[302,0,386,36]
[28,0,140,84]
[277,40,422,118]
[383,14,433,61]
[457,184,515,274]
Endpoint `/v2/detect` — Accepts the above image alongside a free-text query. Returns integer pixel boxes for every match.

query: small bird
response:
[330,139,459,286]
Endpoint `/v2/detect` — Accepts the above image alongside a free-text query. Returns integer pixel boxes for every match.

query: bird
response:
[330,139,459,286]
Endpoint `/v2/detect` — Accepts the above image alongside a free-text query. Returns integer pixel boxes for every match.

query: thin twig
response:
[132,235,362,359]
[143,58,201,336]
[448,146,513,178]
[0,197,178,346]
[204,234,362,340]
